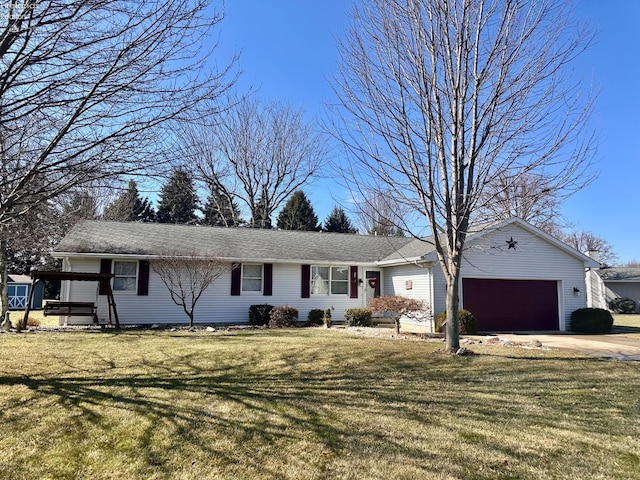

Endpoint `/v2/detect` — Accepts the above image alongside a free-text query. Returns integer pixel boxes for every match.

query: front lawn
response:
[0,329,639,479]
[614,313,640,329]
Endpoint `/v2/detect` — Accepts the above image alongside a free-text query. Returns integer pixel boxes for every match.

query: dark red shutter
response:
[350,266,359,299]
[301,265,310,298]
[99,259,112,295]
[137,260,150,296]
[263,263,273,296]
[231,263,241,296]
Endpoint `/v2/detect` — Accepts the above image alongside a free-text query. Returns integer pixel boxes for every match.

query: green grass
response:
[0,329,639,479]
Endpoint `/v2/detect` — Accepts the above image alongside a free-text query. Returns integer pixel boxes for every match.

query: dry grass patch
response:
[613,314,640,339]
[0,329,638,479]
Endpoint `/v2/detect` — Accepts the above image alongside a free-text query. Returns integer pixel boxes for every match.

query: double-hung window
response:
[242,264,263,293]
[113,261,137,292]
[311,266,349,295]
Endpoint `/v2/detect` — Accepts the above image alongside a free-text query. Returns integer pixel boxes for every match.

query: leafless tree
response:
[475,172,565,233]
[152,254,233,327]
[558,230,618,267]
[370,295,428,335]
[0,0,237,319]
[353,192,409,236]
[174,98,327,228]
[331,0,596,351]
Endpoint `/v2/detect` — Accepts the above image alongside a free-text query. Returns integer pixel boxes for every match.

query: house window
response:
[242,264,263,292]
[331,266,349,295]
[311,266,349,295]
[113,261,137,292]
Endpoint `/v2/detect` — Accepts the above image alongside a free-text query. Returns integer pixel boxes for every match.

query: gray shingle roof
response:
[598,268,640,282]
[54,221,414,264]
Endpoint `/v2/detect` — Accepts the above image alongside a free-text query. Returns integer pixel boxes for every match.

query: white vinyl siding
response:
[60,260,370,325]
[431,223,588,331]
[383,263,434,330]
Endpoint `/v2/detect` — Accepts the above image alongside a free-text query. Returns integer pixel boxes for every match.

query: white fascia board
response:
[376,256,434,267]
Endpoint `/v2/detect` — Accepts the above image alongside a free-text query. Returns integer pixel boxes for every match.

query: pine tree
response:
[276,190,320,231]
[103,180,155,222]
[202,188,242,227]
[323,206,357,234]
[250,187,273,229]
[156,168,199,224]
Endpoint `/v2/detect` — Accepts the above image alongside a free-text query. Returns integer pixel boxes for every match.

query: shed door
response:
[462,278,559,331]
[8,285,29,309]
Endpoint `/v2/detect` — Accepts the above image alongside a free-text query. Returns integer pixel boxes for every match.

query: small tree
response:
[323,206,357,234]
[369,295,427,335]
[276,190,321,231]
[152,254,232,327]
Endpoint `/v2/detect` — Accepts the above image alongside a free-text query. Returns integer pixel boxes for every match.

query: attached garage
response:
[462,278,559,331]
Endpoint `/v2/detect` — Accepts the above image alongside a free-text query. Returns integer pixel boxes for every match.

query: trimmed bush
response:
[343,308,372,327]
[307,309,325,325]
[436,309,478,334]
[609,297,636,314]
[249,304,273,326]
[570,308,614,334]
[269,306,298,328]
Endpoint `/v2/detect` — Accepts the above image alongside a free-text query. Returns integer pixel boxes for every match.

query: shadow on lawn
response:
[0,332,638,478]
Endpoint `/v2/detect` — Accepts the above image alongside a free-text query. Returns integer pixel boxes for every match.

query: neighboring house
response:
[7,274,44,310]
[51,217,599,331]
[595,268,640,313]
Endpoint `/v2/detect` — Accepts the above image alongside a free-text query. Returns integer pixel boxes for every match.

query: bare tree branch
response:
[152,253,232,327]
[331,0,597,351]
[173,97,327,227]
[0,0,238,317]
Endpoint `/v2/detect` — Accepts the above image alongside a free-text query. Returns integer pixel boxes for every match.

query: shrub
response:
[249,304,273,326]
[570,308,613,334]
[343,308,372,327]
[307,309,325,325]
[436,309,478,334]
[269,306,298,328]
[26,317,41,327]
[609,297,636,314]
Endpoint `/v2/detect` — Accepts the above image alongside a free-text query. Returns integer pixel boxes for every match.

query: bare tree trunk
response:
[0,226,10,330]
[331,0,597,352]
[444,277,461,353]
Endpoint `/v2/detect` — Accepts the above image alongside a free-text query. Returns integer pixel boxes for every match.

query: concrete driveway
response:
[493,332,640,361]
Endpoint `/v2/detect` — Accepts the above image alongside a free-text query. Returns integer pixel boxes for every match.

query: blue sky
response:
[214,0,639,264]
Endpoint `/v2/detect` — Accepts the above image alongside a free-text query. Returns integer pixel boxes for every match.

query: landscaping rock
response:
[206,326,216,332]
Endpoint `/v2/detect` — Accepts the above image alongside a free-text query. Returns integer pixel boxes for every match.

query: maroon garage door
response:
[462,278,559,331]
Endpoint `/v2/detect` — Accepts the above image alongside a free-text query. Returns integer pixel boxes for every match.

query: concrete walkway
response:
[490,332,640,361]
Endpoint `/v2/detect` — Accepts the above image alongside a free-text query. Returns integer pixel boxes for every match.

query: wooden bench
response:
[44,301,98,324]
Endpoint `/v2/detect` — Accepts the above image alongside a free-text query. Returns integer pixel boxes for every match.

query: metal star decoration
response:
[506,237,517,250]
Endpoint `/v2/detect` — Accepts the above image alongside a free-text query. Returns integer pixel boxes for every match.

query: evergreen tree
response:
[276,190,320,231]
[156,168,199,224]
[103,180,155,222]
[250,187,273,229]
[60,190,100,228]
[202,188,242,227]
[323,206,357,234]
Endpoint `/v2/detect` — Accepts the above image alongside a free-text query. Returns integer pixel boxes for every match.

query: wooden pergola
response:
[23,271,120,328]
